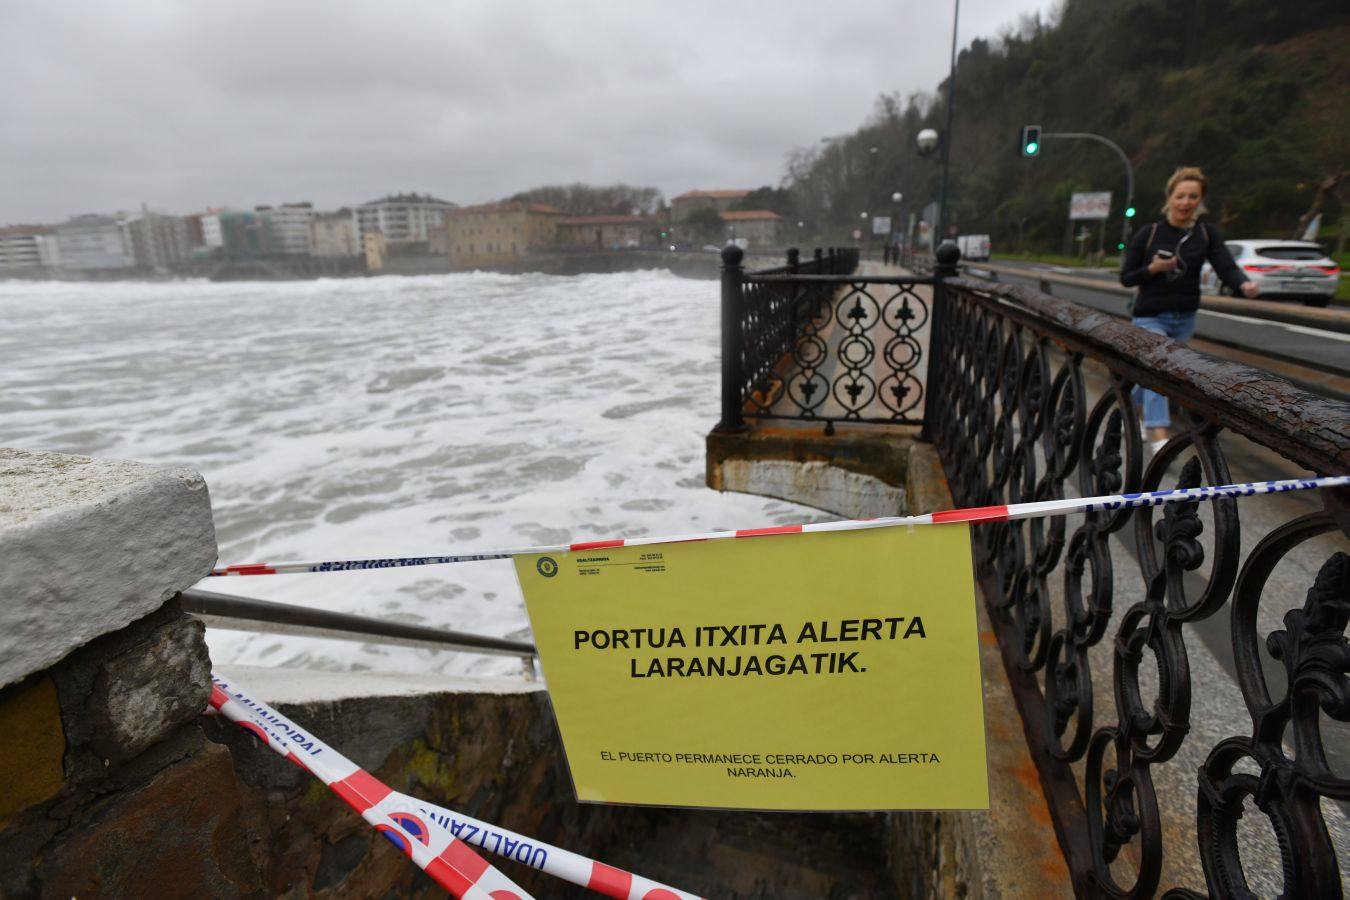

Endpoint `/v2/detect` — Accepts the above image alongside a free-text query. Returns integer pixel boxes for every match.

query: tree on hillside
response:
[732,187,797,219]
[773,0,1349,250]
[680,208,725,245]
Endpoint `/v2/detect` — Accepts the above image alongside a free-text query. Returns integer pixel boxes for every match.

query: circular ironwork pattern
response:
[738,274,931,426]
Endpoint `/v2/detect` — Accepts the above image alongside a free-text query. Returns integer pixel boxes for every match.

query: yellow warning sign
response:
[515,525,987,810]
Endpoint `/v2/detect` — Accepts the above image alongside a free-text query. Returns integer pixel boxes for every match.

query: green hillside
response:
[779,0,1349,252]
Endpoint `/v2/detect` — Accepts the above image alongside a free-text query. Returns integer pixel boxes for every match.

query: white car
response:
[1200,239,1339,307]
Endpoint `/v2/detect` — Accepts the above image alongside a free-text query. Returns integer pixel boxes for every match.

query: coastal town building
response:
[124,208,192,270]
[671,189,752,222]
[445,201,563,267]
[311,209,360,257]
[0,225,60,271]
[182,213,207,251]
[54,214,134,270]
[721,210,783,248]
[363,231,388,271]
[355,193,456,248]
[556,215,647,248]
[210,211,272,258]
[200,211,225,249]
[257,202,315,255]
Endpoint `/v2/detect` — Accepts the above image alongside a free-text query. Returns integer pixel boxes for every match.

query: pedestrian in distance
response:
[1120,166,1258,450]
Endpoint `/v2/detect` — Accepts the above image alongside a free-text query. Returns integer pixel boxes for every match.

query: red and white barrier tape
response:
[209,475,1349,577]
[209,672,701,900]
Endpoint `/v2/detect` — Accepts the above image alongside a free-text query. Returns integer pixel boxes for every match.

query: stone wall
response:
[0,448,237,896]
[200,668,902,898]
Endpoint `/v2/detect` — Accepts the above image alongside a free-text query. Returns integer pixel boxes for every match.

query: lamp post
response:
[937,0,960,247]
[913,2,961,250]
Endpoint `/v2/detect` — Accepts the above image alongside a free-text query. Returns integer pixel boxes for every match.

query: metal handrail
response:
[182,588,537,659]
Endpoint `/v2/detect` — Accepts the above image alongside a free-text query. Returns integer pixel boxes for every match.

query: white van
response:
[957,234,991,261]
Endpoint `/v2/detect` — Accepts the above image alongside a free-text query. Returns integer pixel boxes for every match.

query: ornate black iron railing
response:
[716,243,1350,897]
[718,245,936,432]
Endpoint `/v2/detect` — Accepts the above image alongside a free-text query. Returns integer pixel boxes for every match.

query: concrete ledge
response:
[707,421,920,517]
[216,664,541,705]
[0,448,217,688]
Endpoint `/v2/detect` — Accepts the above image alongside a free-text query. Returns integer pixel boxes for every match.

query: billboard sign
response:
[1069,192,1112,220]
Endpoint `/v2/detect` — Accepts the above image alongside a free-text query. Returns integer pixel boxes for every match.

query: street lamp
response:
[913,2,961,250]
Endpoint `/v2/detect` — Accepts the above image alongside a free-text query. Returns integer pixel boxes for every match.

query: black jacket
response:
[1120,220,1248,316]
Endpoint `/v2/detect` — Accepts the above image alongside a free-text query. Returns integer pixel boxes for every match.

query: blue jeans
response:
[1131,311,1197,429]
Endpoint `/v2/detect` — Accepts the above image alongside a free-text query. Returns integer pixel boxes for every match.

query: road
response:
[973,260,1350,394]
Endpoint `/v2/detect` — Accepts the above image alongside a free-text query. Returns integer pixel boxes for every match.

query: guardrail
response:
[183,588,538,668]
[718,240,1350,896]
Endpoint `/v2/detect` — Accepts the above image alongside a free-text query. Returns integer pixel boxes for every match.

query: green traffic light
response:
[1025,141,1038,155]
[1116,242,1126,250]
[1124,206,1136,218]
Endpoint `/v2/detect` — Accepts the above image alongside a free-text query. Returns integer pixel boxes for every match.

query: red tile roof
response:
[672,189,752,201]
[721,210,782,221]
[0,224,54,236]
[450,201,564,216]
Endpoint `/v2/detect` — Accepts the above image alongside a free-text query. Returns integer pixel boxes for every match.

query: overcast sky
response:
[1,0,1058,223]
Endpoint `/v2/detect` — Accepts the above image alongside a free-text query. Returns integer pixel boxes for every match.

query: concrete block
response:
[0,448,217,688]
[720,458,905,518]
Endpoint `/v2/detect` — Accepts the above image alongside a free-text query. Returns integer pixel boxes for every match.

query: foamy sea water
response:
[0,270,825,677]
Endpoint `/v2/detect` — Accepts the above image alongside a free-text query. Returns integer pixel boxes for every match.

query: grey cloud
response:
[1,0,1056,222]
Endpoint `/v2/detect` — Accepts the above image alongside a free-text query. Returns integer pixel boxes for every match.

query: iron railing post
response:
[814,247,824,273]
[921,240,961,443]
[716,244,748,433]
[787,247,800,273]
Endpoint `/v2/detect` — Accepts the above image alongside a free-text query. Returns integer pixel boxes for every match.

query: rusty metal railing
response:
[717,240,1350,896]
[927,244,1350,896]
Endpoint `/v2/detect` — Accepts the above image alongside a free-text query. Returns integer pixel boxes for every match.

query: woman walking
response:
[1120,166,1258,448]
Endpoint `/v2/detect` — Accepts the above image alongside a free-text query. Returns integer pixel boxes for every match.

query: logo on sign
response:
[537,557,559,578]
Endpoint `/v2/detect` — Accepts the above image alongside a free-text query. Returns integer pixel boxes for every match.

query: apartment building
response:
[311,209,360,257]
[124,209,192,269]
[258,202,315,255]
[355,193,457,247]
[445,201,563,267]
[55,214,134,270]
[0,226,60,271]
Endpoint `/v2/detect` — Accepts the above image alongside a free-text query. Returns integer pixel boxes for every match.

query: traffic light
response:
[1020,125,1041,157]
[1117,241,1126,250]
[1124,206,1136,218]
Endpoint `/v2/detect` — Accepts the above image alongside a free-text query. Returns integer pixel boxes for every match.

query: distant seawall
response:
[1,249,788,284]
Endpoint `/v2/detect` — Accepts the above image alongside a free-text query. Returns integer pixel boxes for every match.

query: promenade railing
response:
[716,241,1350,897]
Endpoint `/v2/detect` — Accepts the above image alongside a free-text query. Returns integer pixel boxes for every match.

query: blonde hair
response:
[1162,166,1209,218]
